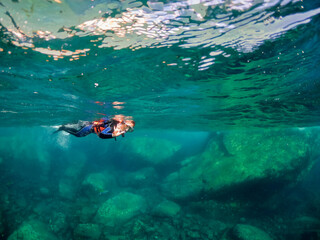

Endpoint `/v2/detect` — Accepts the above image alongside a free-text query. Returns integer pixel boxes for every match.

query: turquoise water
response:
[1,0,320,239]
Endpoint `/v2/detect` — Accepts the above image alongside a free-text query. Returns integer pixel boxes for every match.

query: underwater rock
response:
[162,129,315,199]
[178,214,224,240]
[0,212,4,237]
[152,200,181,218]
[161,139,223,199]
[102,235,126,240]
[119,137,182,165]
[147,221,178,240]
[127,218,179,240]
[130,219,148,239]
[49,212,67,235]
[59,179,76,200]
[15,197,27,209]
[39,187,50,197]
[82,172,116,196]
[77,205,99,223]
[118,167,158,188]
[8,220,58,240]
[222,224,273,240]
[95,192,146,227]
[285,216,320,240]
[291,216,320,231]
[187,230,201,239]
[74,223,101,240]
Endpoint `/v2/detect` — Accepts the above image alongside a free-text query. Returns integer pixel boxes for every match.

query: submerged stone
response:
[120,137,182,164]
[95,192,146,227]
[74,223,101,240]
[50,212,67,235]
[8,220,58,240]
[103,235,126,240]
[39,187,50,197]
[285,216,320,239]
[58,179,76,200]
[82,172,116,196]
[118,167,158,188]
[222,224,273,240]
[0,212,3,237]
[78,205,99,223]
[152,200,181,218]
[162,129,317,199]
[291,216,320,231]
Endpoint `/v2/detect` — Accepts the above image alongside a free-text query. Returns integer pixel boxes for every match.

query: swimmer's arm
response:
[99,127,113,138]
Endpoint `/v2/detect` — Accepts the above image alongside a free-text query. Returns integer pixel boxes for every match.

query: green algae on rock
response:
[8,220,58,240]
[95,192,146,227]
[162,129,318,199]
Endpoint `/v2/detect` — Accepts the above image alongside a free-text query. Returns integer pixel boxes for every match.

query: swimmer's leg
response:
[53,125,80,136]
[73,124,93,137]
[54,121,93,137]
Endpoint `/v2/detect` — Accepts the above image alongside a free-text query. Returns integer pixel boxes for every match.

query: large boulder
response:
[8,220,58,240]
[152,200,181,218]
[118,167,158,188]
[222,224,273,240]
[81,172,116,196]
[162,129,318,200]
[95,192,146,227]
[119,137,182,165]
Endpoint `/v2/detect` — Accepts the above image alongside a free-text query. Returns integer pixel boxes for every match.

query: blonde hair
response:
[124,120,135,128]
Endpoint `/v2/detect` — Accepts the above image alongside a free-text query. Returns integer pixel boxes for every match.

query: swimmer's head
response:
[124,120,135,129]
[112,120,135,137]
[124,120,135,132]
